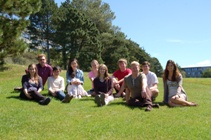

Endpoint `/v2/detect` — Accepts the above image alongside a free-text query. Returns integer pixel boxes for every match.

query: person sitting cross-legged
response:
[141,61,159,102]
[124,61,159,111]
[48,66,73,103]
[94,64,114,107]
[112,58,132,98]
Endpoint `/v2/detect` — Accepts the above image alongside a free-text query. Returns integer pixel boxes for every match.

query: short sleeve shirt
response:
[113,68,132,85]
[146,71,158,88]
[88,71,96,88]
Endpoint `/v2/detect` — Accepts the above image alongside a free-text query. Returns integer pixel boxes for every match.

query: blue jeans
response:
[55,91,65,100]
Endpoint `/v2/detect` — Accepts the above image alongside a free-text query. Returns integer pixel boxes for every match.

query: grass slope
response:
[0,64,210,140]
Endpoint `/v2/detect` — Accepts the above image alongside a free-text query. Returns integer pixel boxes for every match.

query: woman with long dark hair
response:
[66,58,87,98]
[163,60,197,107]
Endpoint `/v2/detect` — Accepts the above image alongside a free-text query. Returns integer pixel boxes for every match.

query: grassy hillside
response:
[0,64,210,140]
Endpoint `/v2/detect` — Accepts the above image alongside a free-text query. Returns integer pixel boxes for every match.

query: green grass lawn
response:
[0,64,210,140]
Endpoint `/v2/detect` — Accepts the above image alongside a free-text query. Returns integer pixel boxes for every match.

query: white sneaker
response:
[78,95,81,99]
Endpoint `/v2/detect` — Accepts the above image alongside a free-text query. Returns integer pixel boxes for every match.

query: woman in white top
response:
[48,66,72,103]
[67,72,89,98]
[163,60,197,107]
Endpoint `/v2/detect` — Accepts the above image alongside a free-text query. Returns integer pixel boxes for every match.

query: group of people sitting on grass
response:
[18,54,197,111]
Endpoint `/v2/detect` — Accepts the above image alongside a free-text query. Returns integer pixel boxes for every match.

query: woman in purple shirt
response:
[93,64,114,107]
[20,64,51,105]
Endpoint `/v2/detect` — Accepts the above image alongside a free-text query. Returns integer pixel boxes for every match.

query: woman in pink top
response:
[88,60,99,96]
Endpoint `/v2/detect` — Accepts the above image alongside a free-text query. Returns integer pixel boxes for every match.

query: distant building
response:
[182,66,211,78]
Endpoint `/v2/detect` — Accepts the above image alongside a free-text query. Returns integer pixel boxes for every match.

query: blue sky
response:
[55,0,211,68]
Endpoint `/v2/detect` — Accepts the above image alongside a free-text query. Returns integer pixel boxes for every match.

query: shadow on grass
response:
[108,101,138,110]
[10,90,50,97]
[0,66,9,72]
[153,101,166,106]
[7,92,53,104]
[7,95,20,100]
[78,97,94,101]
[109,100,168,110]
[42,93,50,96]
[10,90,20,93]
[6,95,37,104]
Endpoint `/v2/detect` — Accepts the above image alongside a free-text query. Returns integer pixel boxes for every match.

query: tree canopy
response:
[27,0,58,64]
[52,0,101,69]
[201,68,211,78]
[0,0,41,66]
[1,0,163,76]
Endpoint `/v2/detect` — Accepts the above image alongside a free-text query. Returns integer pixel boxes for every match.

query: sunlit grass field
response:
[0,64,210,140]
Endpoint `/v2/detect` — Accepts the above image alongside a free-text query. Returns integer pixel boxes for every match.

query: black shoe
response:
[145,105,152,112]
[39,97,51,105]
[95,95,101,107]
[100,94,106,106]
[152,103,159,108]
[14,87,23,91]
[62,94,73,103]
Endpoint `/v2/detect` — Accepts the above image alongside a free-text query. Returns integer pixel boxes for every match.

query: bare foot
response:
[189,102,198,106]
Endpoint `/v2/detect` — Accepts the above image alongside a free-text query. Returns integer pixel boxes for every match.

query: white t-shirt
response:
[146,71,158,88]
[48,76,65,92]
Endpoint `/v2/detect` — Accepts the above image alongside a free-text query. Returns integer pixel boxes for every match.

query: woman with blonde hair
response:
[93,64,114,106]
[20,64,51,105]
[163,60,197,107]
[87,59,99,96]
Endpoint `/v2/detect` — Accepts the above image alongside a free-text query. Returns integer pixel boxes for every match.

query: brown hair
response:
[28,64,40,85]
[37,54,46,60]
[131,61,140,67]
[97,64,110,80]
[67,58,78,76]
[53,66,61,72]
[118,58,127,65]
[142,61,150,67]
[91,59,99,65]
[163,60,180,81]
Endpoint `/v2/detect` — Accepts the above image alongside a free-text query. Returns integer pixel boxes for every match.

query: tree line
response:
[0,0,163,76]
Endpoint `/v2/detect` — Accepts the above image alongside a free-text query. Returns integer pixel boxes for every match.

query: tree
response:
[70,0,164,73]
[150,57,163,77]
[201,68,211,78]
[126,40,151,63]
[71,0,115,33]
[0,0,41,66]
[71,0,116,67]
[27,0,58,64]
[101,31,129,72]
[53,0,101,69]
[177,63,186,78]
